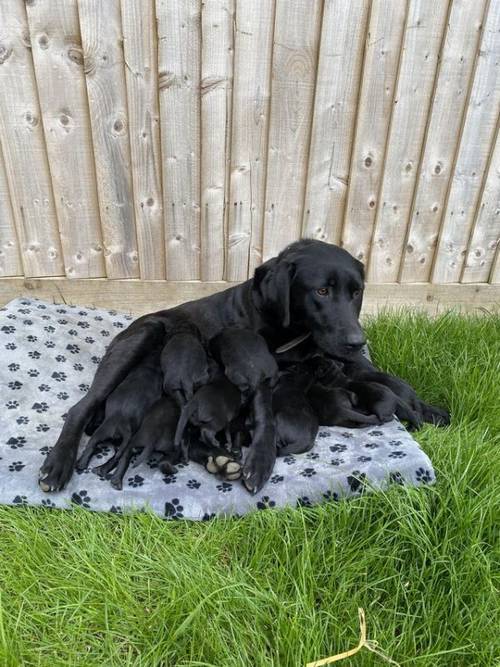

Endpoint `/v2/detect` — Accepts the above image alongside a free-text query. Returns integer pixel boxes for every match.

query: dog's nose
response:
[344,333,366,350]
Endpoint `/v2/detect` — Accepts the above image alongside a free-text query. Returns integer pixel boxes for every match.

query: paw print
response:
[202,512,216,521]
[43,325,55,333]
[79,383,89,393]
[186,479,201,489]
[57,392,69,401]
[12,495,28,506]
[55,355,66,363]
[32,402,49,413]
[26,335,38,343]
[127,475,144,488]
[340,432,354,439]
[1,325,15,334]
[256,496,276,510]
[110,506,123,514]
[322,490,338,502]
[91,356,101,365]
[164,498,184,519]
[364,442,379,449]
[6,314,16,319]
[57,319,68,325]
[41,499,56,508]
[100,330,110,337]
[162,473,177,485]
[8,362,20,371]
[66,344,80,354]
[56,308,67,314]
[28,351,41,359]
[44,340,55,349]
[347,471,367,494]
[415,468,433,483]
[71,490,91,509]
[51,371,67,382]
[9,461,25,472]
[306,451,320,460]
[388,451,406,459]
[23,319,33,326]
[357,456,372,463]
[330,458,345,466]
[283,455,296,465]
[329,443,347,453]
[94,445,111,459]
[5,342,17,350]
[296,496,312,508]
[389,471,404,485]
[368,430,383,437]
[73,363,84,372]
[39,446,52,456]
[317,430,331,439]
[68,329,78,337]
[301,468,316,478]
[8,381,23,390]
[36,304,47,310]
[113,321,124,328]
[27,369,39,377]
[7,436,26,449]
[77,321,90,329]
[6,400,19,409]
[216,482,233,493]
[270,474,284,484]
[41,315,50,320]
[388,440,404,447]
[94,315,103,322]
[78,310,88,317]
[36,424,50,433]
[85,337,95,345]
[16,416,29,425]
[38,384,51,392]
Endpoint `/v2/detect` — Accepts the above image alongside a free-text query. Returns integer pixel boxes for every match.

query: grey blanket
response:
[0,298,435,519]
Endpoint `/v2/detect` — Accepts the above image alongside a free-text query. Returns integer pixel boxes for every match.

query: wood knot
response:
[201,76,225,95]
[158,70,176,90]
[83,54,96,76]
[0,44,12,64]
[38,34,49,49]
[112,117,126,135]
[25,111,39,127]
[67,45,83,66]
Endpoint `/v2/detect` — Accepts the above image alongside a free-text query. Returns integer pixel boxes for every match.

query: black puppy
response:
[209,328,278,398]
[272,365,319,456]
[308,384,381,427]
[91,396,181,489]
[347,380,422,430]
[75,347,163,473]
[174,376,241,461]
[161,315,211,405]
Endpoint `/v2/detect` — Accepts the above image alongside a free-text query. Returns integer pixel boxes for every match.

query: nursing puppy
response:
[173,376,241,461]
[348,380,422,430]
[75,347,163,472]
[272,365,319,456]
[92,396,181,489]
[161,315,212,405]
[308,384,381,427]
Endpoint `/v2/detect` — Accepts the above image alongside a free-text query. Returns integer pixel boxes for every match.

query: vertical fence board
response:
[400,0,488,283]
[26,0,105,279]
[341,0,407,265]
[367,0,450,282]
[432,1,500,283]
[462,125,500,283]
[0,141,22,276]
[491,243,500,283]
[157,0,201,280]
[262,0,323,262]
[226,0,275,281]
[302,0,369,246]
[78,0,138,279]
[200,0,234,281]
[0,1,63,277]
[121,0,164,280]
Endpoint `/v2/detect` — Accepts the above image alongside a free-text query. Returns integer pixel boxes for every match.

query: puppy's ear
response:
[252,258,295,328]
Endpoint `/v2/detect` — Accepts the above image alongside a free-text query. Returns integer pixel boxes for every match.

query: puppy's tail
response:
[174,400,196,451]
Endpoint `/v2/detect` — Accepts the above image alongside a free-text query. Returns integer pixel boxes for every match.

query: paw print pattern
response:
[283,455,296,465]
[164,498,184,519]
[322,490,338,502]
[389,472,404,485]
[388,451,406,459]
[28,351,41,359]
[127,475,144,488]
[32,402,48,413]
[55,355,66,363]
[330,458,345,466]
[44,340,55,349]
[39,446,52,456]
[1,325,15,334]
[347,471,367,494]
[66,344,80,354]
[38,384,51,392]
[415,468,433,483]
[296,496,312,508]
[364,442,379,449]
[51,371,67,382]
[9,461,25,472]
[79,383,89,393]
[330,443,347,453]
[7,436,26,449]
[301,468,316,478]
[317,430,331,439]
[216,482,233,493]
[357,456,372,463]
[36,424,50,433]
[26,335,38,342]
[186,479,201,489]
[270,474,284,484]
[368,431,383,437]
[5,342,17,350]
[8,381,23,390]
[73,363,84,371]
[110,506,123,514]
[5,400,19,409]
[27,369,39,377]
[306,451,320,460]
[57,392,69,401]
[41,499,56,508]
[256,496,276,510]
[12,495,28,506]
[71,490,91,509]
[8,363,20,371]
[16,416,29,425]
[162,474,177,485]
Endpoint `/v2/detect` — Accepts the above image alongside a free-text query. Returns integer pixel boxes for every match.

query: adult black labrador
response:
[39,239,449,494]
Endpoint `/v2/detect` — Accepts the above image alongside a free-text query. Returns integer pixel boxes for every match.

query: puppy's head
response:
[252,240,366,358]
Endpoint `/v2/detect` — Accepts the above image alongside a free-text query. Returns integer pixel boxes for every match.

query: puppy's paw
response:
[422,403,450,427]
[205,455,242,481]
[39,446,76,492]
[242,446,276,495]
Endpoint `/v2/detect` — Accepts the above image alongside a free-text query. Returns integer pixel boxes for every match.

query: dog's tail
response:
[174,399,196,451]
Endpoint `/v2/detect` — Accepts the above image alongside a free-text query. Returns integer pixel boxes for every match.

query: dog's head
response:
[252,240,366,358]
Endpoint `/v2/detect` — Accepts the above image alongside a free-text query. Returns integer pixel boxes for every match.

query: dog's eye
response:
[352,289,362,298]
[316,287,329,296]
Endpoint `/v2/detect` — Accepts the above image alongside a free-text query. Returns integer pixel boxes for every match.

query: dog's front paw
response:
[422,403,450,427]
[206,454,242,481]
[39,445,76,492]
[242,445,276,495]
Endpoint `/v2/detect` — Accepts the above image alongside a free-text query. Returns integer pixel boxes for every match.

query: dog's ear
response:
[252,258,295,328]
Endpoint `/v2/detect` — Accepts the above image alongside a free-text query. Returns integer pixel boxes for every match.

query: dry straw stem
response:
[306,607,400,666]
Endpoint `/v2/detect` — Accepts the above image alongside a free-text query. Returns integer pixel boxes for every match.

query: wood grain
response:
[0,141,22,277]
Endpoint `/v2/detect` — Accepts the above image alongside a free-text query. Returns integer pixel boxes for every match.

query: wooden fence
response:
[0,0,499,312]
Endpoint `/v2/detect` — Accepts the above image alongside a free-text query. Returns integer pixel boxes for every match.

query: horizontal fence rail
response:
[0,0,498,297]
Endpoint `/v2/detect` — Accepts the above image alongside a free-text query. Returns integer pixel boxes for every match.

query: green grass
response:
[0,311,498,666]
